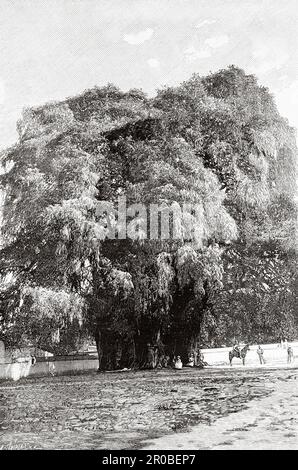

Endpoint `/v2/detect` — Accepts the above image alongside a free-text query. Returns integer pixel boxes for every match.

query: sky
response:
[0,0,298,149]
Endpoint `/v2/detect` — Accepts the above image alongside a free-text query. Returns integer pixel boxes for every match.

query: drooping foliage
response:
[0,66,297,367]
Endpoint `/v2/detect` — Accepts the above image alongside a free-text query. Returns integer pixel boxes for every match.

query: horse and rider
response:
[229,342,250,366]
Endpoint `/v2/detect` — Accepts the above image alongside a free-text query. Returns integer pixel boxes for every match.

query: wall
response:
[0,357,98,381]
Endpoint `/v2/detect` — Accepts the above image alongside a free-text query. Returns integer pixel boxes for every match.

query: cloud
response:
[184,46,211,62]
[205,34,229,48]
[183,32,229,63]
[196,19,216,29]
[147,58,160,68]
[123,28,154,45]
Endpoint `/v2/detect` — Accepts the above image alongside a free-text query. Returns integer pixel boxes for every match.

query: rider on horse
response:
[232,342,241,357]
[229,342,250,366]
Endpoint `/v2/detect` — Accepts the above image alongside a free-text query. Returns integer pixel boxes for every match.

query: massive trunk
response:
[134,324,164,369]
[168,281,210,365]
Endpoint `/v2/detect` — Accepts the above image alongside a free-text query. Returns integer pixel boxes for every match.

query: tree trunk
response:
[95,329,103,370]
[134,326,164,369]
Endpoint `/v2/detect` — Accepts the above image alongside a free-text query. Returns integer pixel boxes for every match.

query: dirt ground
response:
[0,366,297,449]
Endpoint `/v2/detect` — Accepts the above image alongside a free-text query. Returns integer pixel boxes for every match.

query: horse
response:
[229,344,250,366]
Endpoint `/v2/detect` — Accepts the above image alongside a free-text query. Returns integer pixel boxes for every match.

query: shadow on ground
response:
[0,367,296,449]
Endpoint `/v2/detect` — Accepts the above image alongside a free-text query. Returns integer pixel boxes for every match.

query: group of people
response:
[173,352,207,370]
[257,343,294,364]
[145,346,207,370]
[233,342,295,365]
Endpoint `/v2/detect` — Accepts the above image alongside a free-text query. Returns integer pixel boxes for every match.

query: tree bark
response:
[95,329,103,370]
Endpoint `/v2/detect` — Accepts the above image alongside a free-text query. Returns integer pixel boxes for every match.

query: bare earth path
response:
[143,369,298,449]
[0,366,297,449]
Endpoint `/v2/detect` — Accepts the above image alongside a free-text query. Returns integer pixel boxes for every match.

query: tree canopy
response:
[0,66,297,368]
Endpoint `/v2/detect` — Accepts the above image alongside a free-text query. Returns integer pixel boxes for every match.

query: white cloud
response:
[147,58,160,68]
[196,19,216,29]
[0,81,5,104]
[123,28,154,45]
[184,46,211,62]
[183,33,229,63]
[205,34,229,48]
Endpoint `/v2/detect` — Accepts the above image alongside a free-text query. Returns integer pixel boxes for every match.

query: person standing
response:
[287,345,294,364]
[257,345,265,364]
